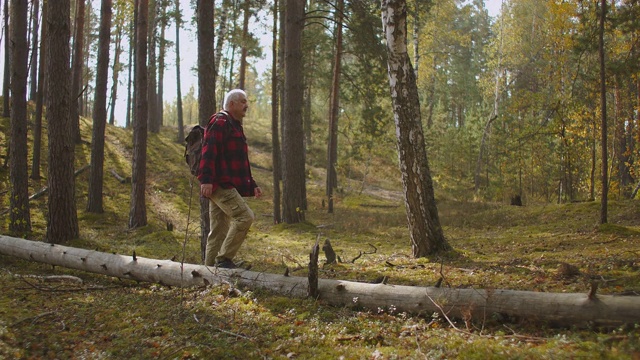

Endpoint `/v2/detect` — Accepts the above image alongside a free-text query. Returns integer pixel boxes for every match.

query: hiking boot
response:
[215,259,238,269]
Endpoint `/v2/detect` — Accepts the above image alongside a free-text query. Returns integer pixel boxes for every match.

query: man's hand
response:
[200,184,214,198]
[254,187,263,199]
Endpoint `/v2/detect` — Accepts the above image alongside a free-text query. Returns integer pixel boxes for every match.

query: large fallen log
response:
[1,234,639,327]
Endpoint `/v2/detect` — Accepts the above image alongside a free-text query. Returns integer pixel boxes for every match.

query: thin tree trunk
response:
[475,9,504,194]
[599,0,608,224]
[80,1,92,118]
[9,0,31,233]
[175,0,184,142]
[382,0,450,257]
[46,0,78,243]
[126,15,134,128]
[3,0,11,118]
[30,0,47,181]
[226,1,238,89]
[613,78,632,198]
[70,0,85,144]
[28,0,39,101]
[278,0,285,151]
[271,0,281,224]
[412,0,419,79]
[637,75,640,171]
[591,114,597,201]
[129,0,149,229]
[326,0,343,214]
[87,0,112,214]
[238,0,250,90]
[157,3,166,128]
[108,13,124,126]
[147,0,158,133]
[214,0,230,103]
[303,59,312,148]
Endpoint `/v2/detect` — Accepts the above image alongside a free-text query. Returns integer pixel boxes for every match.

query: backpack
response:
[183,112,232,176]
[184,125,205,176]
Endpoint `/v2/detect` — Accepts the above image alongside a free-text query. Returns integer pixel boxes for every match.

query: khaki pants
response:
[204,187,255,266]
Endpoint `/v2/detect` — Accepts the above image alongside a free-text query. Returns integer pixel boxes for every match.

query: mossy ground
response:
[0,115,639,359]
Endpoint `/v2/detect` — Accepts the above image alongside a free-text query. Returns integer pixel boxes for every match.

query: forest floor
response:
[0,118,639,359]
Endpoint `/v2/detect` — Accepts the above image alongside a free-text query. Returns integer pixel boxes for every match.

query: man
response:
[198,89,262,269]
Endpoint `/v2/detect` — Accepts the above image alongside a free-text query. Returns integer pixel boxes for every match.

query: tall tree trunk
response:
[411,0,419,79]
[214,0,230,103]
[599,0,608,224]
[2,0,11,118]
[9,0,31,233]
[613,78,633,198]
[238,0,250,90]
[70,0,85,144]
[382,0,450,257]
[197,0,216,262]
[129,0,149,229]
[126,13,134,129]
[591,113,597,201]
[157,3,166,129]
[271,0,281,224]
[30,0,47,181]
[79,1,92,118]
[326,0,343,214]
[226,1,238,90]
[303,43,314,150]
[475,12,503,194]
[46,0,78,243]
[108,13,124,126]
[632,77,640,199]
[28,0,39,101]
[175,0,184,142]
[278,0,285,149]
[282,0,306,224]
[147,0,158,133]
[87,0,112,214]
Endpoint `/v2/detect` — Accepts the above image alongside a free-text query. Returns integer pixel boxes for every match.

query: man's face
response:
[230,95,249,121]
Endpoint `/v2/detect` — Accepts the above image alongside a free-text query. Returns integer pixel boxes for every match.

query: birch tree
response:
[381,0,450,257]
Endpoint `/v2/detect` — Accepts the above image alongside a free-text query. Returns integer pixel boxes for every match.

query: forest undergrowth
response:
[0,117,639,359]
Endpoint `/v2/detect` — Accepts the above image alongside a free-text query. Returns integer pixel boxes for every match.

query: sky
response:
[0,1,505,128]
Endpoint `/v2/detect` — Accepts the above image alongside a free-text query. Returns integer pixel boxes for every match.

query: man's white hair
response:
[223,89,247,110]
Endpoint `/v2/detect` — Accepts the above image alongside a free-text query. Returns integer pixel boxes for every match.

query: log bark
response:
[109,168,130,184]
[1,235,639,327]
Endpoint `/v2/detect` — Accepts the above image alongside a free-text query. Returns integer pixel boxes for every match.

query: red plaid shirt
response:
[197,111,257,197]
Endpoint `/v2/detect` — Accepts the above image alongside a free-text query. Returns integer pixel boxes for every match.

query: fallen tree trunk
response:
[109,168,130,184]
[0,165,91,215]
[1,235,639,327]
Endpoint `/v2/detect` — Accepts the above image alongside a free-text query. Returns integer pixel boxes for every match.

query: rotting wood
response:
[0,165,91,215]
[358,204,400,208]
[31,165,90,200]
[109,168,130,184]
[308,236,320,298]
[1,234,639,327]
